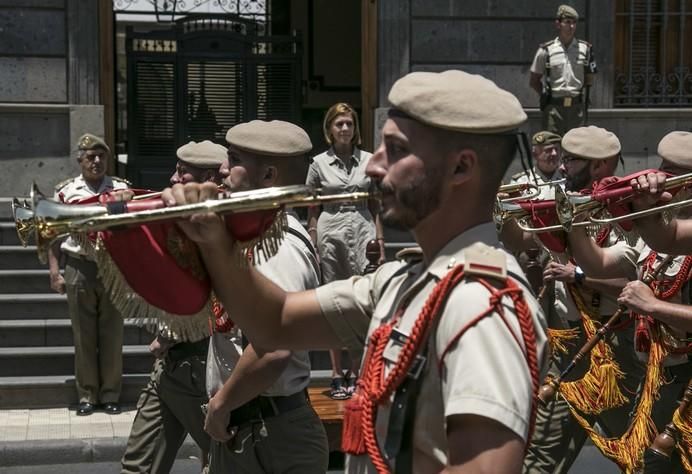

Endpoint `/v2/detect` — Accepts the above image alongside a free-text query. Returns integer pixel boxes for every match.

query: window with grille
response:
[614,0,692,106]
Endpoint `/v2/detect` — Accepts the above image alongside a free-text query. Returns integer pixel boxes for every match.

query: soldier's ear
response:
[450,149,476,185]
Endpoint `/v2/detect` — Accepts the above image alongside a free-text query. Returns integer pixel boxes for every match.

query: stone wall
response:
[0,0,104,196]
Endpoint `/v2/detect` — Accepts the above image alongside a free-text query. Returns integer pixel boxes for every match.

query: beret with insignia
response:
[557,5,579,20]
[532,131,562,146]
[77,133,110,154]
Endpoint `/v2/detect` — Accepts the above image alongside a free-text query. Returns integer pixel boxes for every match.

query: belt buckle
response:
[340,205,357,212]
[563,96,572,107]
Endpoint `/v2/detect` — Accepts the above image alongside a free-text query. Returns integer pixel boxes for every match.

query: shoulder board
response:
[578,39,592,47]
[539,41,553,49]
[511,171,527,181]
[395,246,423,263]
[111,176,132,186]
[463,243,507,281]
[54,177,74,191]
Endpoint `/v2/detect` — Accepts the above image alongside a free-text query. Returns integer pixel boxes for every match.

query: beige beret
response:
[532,131,562,146]
[562,126,621,160]
[387,70,527,134]
[225,120,312,157]
[77,133,110,154]
[557,4,579,20]
[176,140,227,168]
[657,131,692,168]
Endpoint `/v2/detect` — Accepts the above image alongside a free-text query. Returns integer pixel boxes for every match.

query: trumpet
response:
[497,178,566,203]
[13,183,377,263]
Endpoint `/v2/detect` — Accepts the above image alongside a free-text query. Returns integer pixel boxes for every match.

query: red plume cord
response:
[341,265,540,473]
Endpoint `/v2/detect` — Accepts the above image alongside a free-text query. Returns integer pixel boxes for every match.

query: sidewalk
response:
[0,406,199,467]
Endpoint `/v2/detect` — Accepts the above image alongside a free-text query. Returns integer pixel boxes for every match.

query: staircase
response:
[0,198,416,409]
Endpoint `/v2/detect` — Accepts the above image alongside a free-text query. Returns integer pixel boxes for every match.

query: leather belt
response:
[166,338,209,362]
[550,95,583,107]
[323,203,366,213]
[229,390,308,427]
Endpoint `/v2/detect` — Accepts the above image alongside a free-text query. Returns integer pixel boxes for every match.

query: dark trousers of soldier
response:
[121,340,210,474]
[64,256,123,404]
[523,314,646,473]
[209,401,328,473]
[640,362,692,474]
[542,102,585,137]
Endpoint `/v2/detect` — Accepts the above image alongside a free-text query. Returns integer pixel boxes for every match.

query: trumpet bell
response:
[12,198,35,247]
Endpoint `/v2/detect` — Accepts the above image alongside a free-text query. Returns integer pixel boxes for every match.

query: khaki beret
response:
[387,70,527,134]
[532,131,562,146]
[557,5,579,20]
[562,126,621,160]
[226,120,312,157]
[657,131,692,168]
[176,140,227,168]
[77,133,110,154]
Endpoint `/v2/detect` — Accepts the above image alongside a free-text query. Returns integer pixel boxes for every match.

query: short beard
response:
[565,165,592,191]
[379,165,444,230]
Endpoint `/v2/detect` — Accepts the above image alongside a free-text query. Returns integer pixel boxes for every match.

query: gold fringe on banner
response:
[235,211,288,266]
[673,397,692,473]
[94,240,212,342]
[559,285,628,414]
[548,327,580,355]
[565,332,668,473]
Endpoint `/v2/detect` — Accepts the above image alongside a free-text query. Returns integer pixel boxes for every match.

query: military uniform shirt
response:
[206,212,320,398]
[306,147,375,281]
[510,168,563,200]
[54,175,129,258]
[530,37,590,98]
[316,222,549,473]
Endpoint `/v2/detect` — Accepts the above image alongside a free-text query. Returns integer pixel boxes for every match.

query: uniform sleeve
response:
[315,261,404,354]
[436,281,536,441]
[609,240,641,281]
[530,47,546,75]
[306,160,321,187]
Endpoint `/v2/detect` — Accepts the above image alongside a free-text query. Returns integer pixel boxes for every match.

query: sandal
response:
[329,376,350,400]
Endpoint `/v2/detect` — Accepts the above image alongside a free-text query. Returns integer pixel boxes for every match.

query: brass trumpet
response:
[497,178,566,203]
[13,183,377,263]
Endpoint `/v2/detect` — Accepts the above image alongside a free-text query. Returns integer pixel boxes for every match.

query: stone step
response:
[0,345,154,377]
[0,221,20,245]
[0,370,334,409]
[0,319,155,348]
[0,198,17,220]
[0,293,68,319]
[0,246,45,270]
[0,269,54,293]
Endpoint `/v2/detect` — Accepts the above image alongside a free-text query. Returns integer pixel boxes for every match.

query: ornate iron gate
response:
[126,15,302,188]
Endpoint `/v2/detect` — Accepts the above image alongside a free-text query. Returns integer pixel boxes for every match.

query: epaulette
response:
[577,39,592,47]
[463,242,507,281]
[511,171,527,181]
[53,177,74,192]
[539,40,552,49]
[395,246,423,263]
[112,176,133,186]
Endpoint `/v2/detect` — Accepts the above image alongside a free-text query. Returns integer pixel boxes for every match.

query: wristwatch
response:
[574,266,585,285]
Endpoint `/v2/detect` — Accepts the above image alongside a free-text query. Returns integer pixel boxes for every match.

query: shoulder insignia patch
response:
[463,243,507,281]
[578,39,592,47]
[112,176,133,186]
[54,177,74,192]
[539,40,553,49]
[511,171,527,181]
[395,246,423,263]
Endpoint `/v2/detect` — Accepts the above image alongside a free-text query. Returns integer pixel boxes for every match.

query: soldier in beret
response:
[164,70,549,472]
[49,133,130,416]
[510,130,563,200]
[504,126,645,473]
[561,131,692,473]
[530,5,597,136]
[121,140,227,474]
[200,120,328,473]
[170,140,228,185]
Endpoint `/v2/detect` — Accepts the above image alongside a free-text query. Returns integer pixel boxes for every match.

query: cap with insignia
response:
[532,131,562,146]
[226,120,312,157]
[387,70,527,134]
[176,140,227,168]
[77,133,110,154]
[657,131,692,168]
[556,4,579,20]
[562,126,621,160]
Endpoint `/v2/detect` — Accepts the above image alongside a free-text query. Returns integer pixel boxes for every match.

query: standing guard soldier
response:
[163,70,550,473]
[48,133,130,416]
[121,140,227,474]
[530,5,597,136]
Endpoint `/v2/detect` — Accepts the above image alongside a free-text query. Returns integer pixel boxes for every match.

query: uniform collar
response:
[76,174,113,194]
[554,36,578,50]
[425,222,501,279]
[535,168,562,182]
[327,147,361,166]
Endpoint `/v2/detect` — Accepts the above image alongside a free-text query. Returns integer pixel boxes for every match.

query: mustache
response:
[373,180,395,196]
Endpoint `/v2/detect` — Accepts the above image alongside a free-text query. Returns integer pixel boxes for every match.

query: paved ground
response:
[0,406,619,472]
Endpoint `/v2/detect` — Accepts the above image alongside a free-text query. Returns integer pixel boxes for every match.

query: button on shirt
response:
[531,37,588,98]
[54,175,129,258]
[315,222,549,473]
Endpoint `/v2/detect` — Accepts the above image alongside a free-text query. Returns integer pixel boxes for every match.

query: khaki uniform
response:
[120,337,210,474]
[315,222,549,472]
[208,213,329,473]
[524,235,645,474]
[531,38,592,135]
[55,175,128,405]
[306,148,375,281]
[510,168,562,200]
